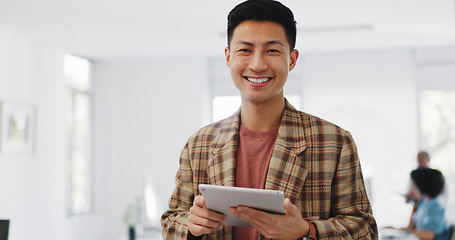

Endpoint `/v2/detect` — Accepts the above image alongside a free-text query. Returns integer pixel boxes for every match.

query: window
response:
[419,90,455,221]
[64,54,92,215]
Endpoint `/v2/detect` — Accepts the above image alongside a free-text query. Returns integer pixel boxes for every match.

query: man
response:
[406,151,449,227]
[416,151,430,168]
[406,151,431,204]
[161,0,378,239]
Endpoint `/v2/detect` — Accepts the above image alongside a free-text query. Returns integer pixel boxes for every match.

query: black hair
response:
[411,168,445,199]
[227,0,297,51]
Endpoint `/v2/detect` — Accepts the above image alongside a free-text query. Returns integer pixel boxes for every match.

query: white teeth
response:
[247,77,270,84]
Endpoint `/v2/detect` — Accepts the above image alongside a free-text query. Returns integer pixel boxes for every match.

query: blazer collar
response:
[277,100,307,155]
[207,109,241,187]
[266,101,308,202]
[212,99,307,151]
[208,99,308,199]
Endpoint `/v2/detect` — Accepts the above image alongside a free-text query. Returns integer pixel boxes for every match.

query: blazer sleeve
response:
[161,142,204,240]
[312,131,378,239]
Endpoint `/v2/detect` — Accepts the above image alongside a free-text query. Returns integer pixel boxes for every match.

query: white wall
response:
[93,58,211,239]
[0,27,212,239]
[300,49,419,226]
[0,30,69,240]
[0,29,116,240]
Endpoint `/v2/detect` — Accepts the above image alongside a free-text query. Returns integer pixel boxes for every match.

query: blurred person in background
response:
[405,151,450,227]
[399,168,451,240]
[406,151,431,204]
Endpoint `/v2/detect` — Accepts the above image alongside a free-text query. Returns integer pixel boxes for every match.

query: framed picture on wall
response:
[0,101,35,153]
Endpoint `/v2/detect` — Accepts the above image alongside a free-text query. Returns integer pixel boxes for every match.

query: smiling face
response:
[225,20,298,106]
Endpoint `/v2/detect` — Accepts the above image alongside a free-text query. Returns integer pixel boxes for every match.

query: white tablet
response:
[198,184,285,228]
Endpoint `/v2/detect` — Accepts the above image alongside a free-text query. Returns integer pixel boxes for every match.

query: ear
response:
[288,49,299,72]
[225,47,231,68]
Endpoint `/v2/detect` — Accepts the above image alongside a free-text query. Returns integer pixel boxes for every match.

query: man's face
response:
[417,153,430,168]
[225,20,298,105]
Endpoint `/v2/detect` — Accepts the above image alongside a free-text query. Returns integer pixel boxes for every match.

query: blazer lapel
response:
[206,110,241,187]
[265,102,308,203]
[206,103,309,203]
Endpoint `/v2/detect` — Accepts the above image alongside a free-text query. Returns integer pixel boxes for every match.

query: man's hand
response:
[188,195,226,237]
[230,198,309,239]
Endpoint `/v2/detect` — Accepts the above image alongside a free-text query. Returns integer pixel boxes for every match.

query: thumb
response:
[194,195,207,208]
[284,198,300,217]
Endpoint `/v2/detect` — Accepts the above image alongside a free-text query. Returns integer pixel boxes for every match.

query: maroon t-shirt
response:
[233,125,278,239]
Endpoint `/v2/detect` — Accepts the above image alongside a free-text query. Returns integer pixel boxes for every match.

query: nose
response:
[249,52,268,72]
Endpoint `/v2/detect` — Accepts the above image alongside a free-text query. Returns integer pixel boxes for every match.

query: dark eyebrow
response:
[266,40,284,46]
[235,40,284,47]
[236,41,254,46]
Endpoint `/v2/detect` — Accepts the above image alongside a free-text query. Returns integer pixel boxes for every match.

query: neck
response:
[240,97,285,132]
[423,195,432,202]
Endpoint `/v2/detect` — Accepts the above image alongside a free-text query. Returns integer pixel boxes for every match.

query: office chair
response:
[449,224,455,240]
[0,219,9,240]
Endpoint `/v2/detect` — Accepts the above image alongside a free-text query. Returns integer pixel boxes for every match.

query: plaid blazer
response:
[161,101,378,239]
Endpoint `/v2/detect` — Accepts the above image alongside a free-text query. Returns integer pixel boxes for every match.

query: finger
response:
[191,196,226,224]
[193,195,207,208]
[190,204,226,224]
[284,198,301,217]
[204,208,226,223]
[229,207,238,217]
[238,206,274,219]
[188,205,225,237]
[193,195,226,221]
[188,222,215,236]
[236,206,293,238]
[230,208,267,235]
[188,212,224,229]
[236,206,273,226]
[240,211,279,238]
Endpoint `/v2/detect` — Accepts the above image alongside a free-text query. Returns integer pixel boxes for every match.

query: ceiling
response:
[0,0,454,60]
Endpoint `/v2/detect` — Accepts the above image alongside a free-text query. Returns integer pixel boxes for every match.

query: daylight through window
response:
[64,54,92,215]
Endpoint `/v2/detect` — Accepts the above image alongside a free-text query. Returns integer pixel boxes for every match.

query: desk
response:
[379,228,419,240]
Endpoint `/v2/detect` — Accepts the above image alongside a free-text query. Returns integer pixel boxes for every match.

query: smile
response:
[244,77,272,84]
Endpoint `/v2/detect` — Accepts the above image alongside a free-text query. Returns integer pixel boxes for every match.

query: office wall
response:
[301,49,418,226]
[93,58,211,239]
[0,27,212,239]
[0,30,69,240]
[0,29,114,240]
